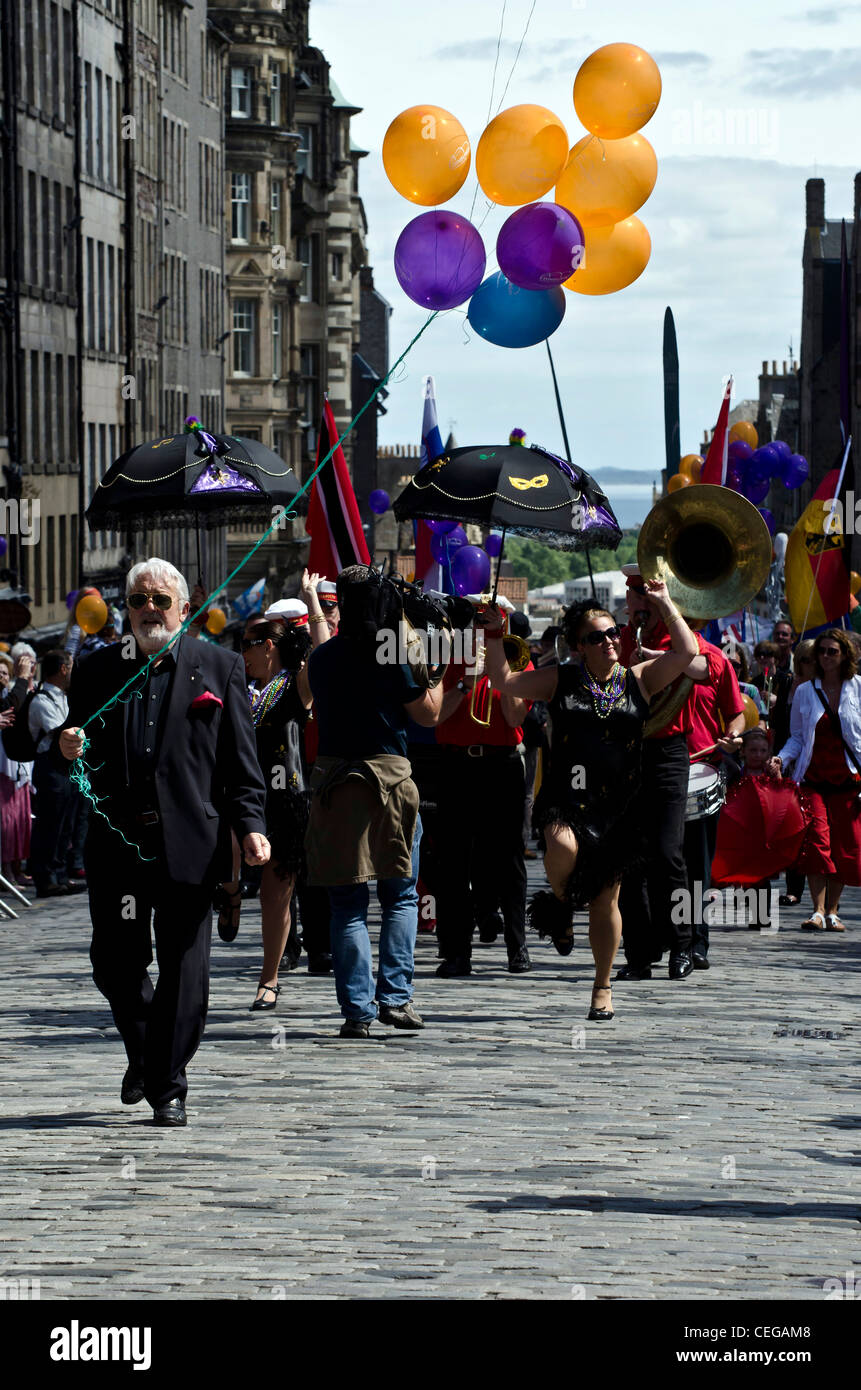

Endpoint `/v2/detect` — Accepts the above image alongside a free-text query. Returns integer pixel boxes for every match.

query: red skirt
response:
[0,774,31,862]
[795,783,861,885]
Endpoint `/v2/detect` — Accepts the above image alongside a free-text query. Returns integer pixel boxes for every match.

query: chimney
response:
[855,171,861,226]
[782,361,787,374]
[806,177,825,227]
[762,360,768,375]
[772,360,777,375]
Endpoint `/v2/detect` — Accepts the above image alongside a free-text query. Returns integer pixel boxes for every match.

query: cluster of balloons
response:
[423,519,507,595]
[384,43,662,349]
[667,422,810,536]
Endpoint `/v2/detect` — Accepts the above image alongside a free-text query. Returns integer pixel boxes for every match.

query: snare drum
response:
[685,762,726,821]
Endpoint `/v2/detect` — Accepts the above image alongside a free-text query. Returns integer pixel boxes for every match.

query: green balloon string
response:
[69,311,440,859]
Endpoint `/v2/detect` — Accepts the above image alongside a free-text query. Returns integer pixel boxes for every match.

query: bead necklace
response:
[583,661,626,718]
[248,670,292,727]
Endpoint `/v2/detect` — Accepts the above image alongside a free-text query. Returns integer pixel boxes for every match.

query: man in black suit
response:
[59,558,269,1127]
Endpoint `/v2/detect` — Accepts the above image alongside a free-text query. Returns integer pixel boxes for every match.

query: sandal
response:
[214,885,242,943]
[800,912,826,931]
[528,890,574,956]
[825,913,846,932]
[250,983,281,1012]
[587,985,614,1022]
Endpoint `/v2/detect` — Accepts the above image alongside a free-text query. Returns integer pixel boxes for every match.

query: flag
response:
[415,376,445,589]
[305,398,371,579]
[784,441,853,633]
[231,577,266,621]
[701,377,733,486]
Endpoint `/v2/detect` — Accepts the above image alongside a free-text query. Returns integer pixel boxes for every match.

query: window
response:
[97,241,106,349]
[272,303,282,379]
[55,353,64,462]
[298,235,318,302]
[232,300,255,376]
[270,68,281,125]
[59,515,67,604]
[332,251,344,281]
[87,421,96,508]
[27,172,37,285]
[95,68,103,180]
[41,177,51,288]
[270,179,283,244]
[299,344,320,452]
[47,515,56,603]
[30,351,40,465]
[230,67,251,118]
[231,171,250,241]
[296,124,316,180]
[44,355,52,465]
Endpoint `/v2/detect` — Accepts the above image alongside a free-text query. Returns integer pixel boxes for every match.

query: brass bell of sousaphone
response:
[637,484,773,621]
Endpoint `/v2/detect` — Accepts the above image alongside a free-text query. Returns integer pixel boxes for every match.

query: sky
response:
[310,0,861,483]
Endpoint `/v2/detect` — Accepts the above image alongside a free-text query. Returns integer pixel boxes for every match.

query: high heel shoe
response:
[250,983,281,1012]
[587,985,614,1021]
[528,890,574,956]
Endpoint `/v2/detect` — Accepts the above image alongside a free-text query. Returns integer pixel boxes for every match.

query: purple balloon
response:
[758,507,777,535]
[368,489,390,514]
[770,440,792,462]
[429,525,468,565]
[66,591,78,611]
[484,533,504,558]
[0,537,7,558]
[394,212,486,311]
[726,466,744,493]
[745,472,770,505]
[728,440,753,466]
[782,453,809,489]
[496,202,586,291]
[753,444,780,478]
[450,545,491,596]
[426,519,458,535]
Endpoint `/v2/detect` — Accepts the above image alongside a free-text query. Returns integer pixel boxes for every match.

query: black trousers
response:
[620,734,691,964]
[293,880,332,959]
[29,752,75,887]
[85,824,213,1108]
[684,808,720,955]
[434,747,527,961]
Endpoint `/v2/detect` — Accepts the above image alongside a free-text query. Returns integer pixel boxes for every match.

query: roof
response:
[328,77,361,115]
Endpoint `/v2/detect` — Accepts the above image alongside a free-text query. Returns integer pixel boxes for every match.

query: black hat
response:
[509,610,531,639]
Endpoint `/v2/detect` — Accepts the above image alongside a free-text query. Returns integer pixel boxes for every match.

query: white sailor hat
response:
[264,599,309,625]
[316,579,338,597]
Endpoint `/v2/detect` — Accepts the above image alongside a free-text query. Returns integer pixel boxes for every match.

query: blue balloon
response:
[467,271,565,349]
[450,545,491,596]
[770,440,792,462]
[782,453,809,489]
[752,444,780,478]
[429,524,468,565]
[368,489,390,514]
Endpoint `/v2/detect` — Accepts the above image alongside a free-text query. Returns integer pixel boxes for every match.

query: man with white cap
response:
[315,580,339,636]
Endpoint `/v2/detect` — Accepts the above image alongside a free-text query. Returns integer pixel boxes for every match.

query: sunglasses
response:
[583,626,621,646]
[241,637,268,652]
[319,599,338,611]
[128,591,174,610]
[818,646,841,657]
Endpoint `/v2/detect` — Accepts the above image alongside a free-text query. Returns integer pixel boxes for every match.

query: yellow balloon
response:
[556,133,657,228]
[667,473,691,493]
[850,571,861,596]
[205,606,227,636]
[679,454,704,482]
[382,106,471,206]
[476,104,569,206]
[76,595,108,635]
[729,421,758,449]
[573,43,662,139]
[564,216,651,296]
[741,694,760,730]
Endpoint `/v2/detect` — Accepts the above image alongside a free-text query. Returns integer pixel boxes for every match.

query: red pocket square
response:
[191,691,223,710]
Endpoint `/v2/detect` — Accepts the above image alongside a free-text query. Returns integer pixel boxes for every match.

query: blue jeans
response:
[328,818,422,1022]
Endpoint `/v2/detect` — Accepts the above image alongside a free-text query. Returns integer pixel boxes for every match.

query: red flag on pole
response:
[701,377,733,486]
[305,398,371,579]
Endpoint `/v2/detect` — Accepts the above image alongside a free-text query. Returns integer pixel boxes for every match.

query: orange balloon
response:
[556,133,657,228]
[573,43,662,139]
[76,595,108,635]
[729,421,758,450]
[476,105,569,206]
[850,571,861,596]
[564,216,651,296]
[205,606,227,636]
[741,693,760,730]
[383,106,470,206]
[667,473,691,493]
[679,454,704,482]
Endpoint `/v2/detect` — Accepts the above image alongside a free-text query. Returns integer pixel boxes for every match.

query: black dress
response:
[252,678,309,879]
[534,663,650,908]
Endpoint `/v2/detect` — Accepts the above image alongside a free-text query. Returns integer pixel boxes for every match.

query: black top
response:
[308,636,425,759]
[127,648,176,802]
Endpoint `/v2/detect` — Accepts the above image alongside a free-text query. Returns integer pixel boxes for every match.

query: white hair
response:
[10,641,36,661]
[126,558,189,607]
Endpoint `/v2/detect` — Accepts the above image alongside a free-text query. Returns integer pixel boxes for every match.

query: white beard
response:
[136,622,173,655]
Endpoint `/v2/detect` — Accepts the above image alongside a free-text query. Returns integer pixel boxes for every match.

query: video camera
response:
[336,568,475,689]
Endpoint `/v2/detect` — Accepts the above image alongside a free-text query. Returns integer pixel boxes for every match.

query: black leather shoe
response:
[121,1068,145,1105]
[250,983,281,1011]
[435,956,472,978]
[153,1098,187,1127]
[339,1018,372,1039]
[692,952,710,970]
[615,964,652,980]
[508,947,532,973]
[307,953,333,975]
[669,952,693,979]
[477,911,503,944]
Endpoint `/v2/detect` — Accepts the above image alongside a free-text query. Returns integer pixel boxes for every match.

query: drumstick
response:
[689,743,719,763]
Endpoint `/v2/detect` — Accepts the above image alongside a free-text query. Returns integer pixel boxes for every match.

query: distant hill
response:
[590,468,658,485]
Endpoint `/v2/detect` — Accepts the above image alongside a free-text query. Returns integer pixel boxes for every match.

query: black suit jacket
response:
[63,636,267,884]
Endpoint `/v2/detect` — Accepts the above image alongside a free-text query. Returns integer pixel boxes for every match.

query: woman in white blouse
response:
[768,629,861,931]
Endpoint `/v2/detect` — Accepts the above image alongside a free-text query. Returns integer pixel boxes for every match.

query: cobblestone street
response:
[0,867,857,1301]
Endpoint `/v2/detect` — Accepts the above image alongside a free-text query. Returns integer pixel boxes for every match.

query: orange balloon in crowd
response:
[476,105,569,205]
[741,694,760,730]
[564,215,651,295]
[667,473,691,493]
[383,106,471,206]
[205,606,227,636]
[729,421,758,449]
[849,571,861,596]
[76,594,108,635]
[679,454,704,482]
[555,132,657,228]
[573,43,662,140]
